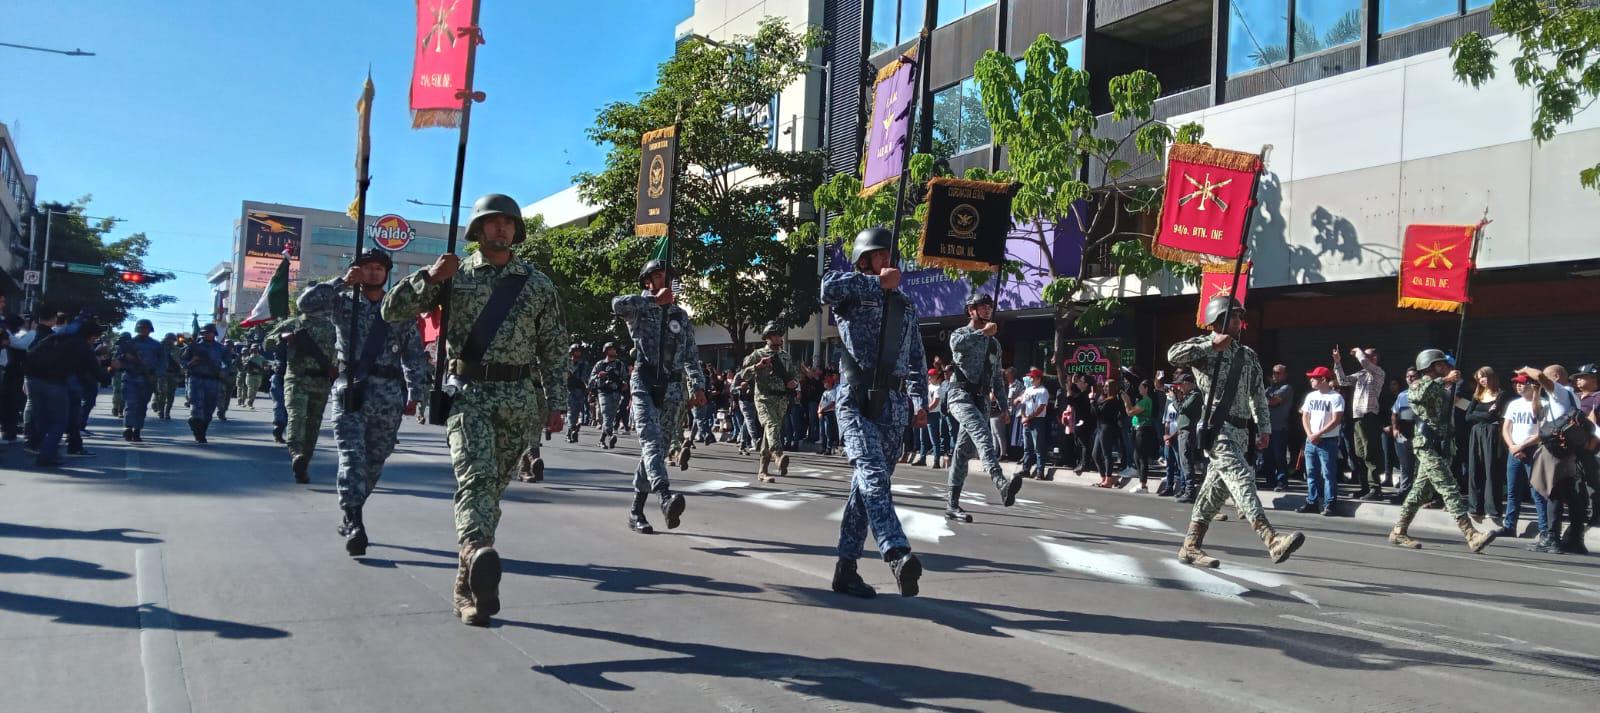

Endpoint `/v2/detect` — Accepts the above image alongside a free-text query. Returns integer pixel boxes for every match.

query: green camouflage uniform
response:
[243,353,268,406]
[1167,336,1272,525]
[216,348,238,418]
[156,340,182,418]
[382,251,568,546]
[266,290,339,464]
[738,345,795,465]
[1398,374,1467,519]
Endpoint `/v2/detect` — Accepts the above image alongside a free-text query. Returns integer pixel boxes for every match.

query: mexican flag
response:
[240,255,290,327]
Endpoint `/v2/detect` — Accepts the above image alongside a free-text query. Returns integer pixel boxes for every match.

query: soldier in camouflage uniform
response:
[242,345,268,408]
[110,332,131,418]
[739,322,797,482]
[154,334,180,420]
[613,259,705,535]
[1167,296,1305,569]
[564,344,588,443]
[265,284,339,484]
[944,292,1023,523]
[215,340,238,422]
[268,340,289,442]
[116,319,165,442]
[304,250,428,556]
[382,193,569,627]
[822,227,927,599]
[181,324,228,443]
[589,342,627,449]
[1387,349,1497,552]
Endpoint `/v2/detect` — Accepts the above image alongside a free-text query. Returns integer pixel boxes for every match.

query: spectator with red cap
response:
[1019,367,1051,480]
[1498,372,1542,539]
[914,366,947,468]
[1298,366,1345,515]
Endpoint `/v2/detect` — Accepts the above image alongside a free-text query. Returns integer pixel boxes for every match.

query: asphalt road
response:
[4,401,1598,713]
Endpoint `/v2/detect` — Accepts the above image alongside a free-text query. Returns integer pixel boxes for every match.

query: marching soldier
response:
[181,324,227,443]
[1168,296,1304,569]
[110,332,131,418]
[564,344,588,442]
[215,340,238,422]
[155,333,181,420]
[738,322,797,482]
[822,227,927,599]
[944,292,1023,522]
[268,338,289,442]
[115,319,165,442]
[1387,349,1497,553]
[613,259,705,534]
[589,342,626,449]
[381,193,569,627]
[242,345,268,408]
[265,285,339,483]
[305,250,428,557]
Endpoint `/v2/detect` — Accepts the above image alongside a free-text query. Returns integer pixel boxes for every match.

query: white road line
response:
[126,445,142,480]
[1280,614,1585,680]
[678,479,749,493]
[136,547,193,713]
[1397,592,1600,632]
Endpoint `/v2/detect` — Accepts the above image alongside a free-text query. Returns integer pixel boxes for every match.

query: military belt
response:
[1221,415,1251,429]
[449,359,536,383]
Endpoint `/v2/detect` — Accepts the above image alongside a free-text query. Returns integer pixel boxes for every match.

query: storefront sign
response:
[1061,342,1120,384]
[368,214,417,251]
[242,211,302,290]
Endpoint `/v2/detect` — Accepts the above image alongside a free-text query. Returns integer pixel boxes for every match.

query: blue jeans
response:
[1163,439,1181,491]
[820,410,838,452]
[28,378,70,464]
[919,413,945,460]
[1304,439,1339,508]
[1262,430,1289,487]
[1505,453,1541,533]
[1021,419,1050,476]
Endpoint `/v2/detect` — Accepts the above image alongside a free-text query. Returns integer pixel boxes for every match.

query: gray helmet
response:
[1415,348,1450,372]
[351,249,393,272]
[568,343,584,353]
[135,318,153,330]
[965,292,996,310]
[639,259,669,284]
[850,226,894,267]
[603,341,619,354]
[761,322,784,338]
[1202,295,1244,327]
[466,193,525,244]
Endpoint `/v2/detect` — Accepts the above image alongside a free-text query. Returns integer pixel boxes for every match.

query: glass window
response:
[871,0,898,54]
[932,77,990,158]
[1293,0,1362,56]
[1063,37,1084,71]
[1465,0,1491,8]
[1227,0,1289,74]
[937,0,995,27]
[957,76,990,153]
[1380,0,1457,31]
[900,0,924,43]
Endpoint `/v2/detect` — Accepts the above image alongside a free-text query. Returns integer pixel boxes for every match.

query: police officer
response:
[115,319,165,442]
[215,340,238,422]
[265,284,339,483]
[1168,296,1304,569]
[181,324,228,443]
[382,192,569,627]
[822,227,927,599]
[564,344,588,442]
[944,292,1024,523]
[589,342,626,449]
[739,322,797,482]
[1387,349,1497,553]
[613,259,704,534]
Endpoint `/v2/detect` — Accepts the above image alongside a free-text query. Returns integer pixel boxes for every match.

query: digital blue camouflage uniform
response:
[821,271,927,561]
[269,342,288,432]
[613,293,704,495]
[308,279,429,512]
[116,334,166,433]
[945,324,1008,502]
[566,356,589,440]
[590,357,627,443]
[382,250,569,546]
[181,336,227,429]
[1167,335,1272,526]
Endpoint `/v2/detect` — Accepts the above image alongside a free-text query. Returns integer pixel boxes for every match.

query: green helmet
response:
[1414,348,1450,372]
[762,322,784,338]
[466,193,525,244]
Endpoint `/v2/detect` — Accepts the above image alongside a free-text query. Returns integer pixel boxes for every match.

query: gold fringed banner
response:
[1154,143,1262,264]
[860,46,920,198]
[634,124,679,238]
[1195,261,1252,327]
[410,108,461,130]
[1397,224,1477,313]
[410,0,476,131]
[1395,296,1465,313]
[918,177,1014,271]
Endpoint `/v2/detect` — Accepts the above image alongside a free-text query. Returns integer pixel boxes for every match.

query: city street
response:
[4,403,1599,713]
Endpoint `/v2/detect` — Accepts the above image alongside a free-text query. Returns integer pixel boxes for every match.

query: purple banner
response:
[860,55,918,196]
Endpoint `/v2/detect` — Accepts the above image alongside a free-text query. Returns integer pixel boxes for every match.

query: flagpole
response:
[350,74,373,385]
[1451,210,1490,369]
[428,0,485,426]
[1197,144,1270,454]
[884,31,929,266]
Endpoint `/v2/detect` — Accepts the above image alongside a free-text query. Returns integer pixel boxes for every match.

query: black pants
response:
[1134,425,1158,485]
[1093,426,1120,478]
[1074,427,1094,470]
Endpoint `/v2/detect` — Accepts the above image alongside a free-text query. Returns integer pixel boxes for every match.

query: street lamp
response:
[0,41,95,57]
[405,198,467,208]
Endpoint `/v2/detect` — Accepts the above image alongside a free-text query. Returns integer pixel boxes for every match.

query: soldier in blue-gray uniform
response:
[116,319,167,443]
[306,250,428,557]
[269,340,288,443]
[182,324,227,443]
[613,259,706,534]
[944,292,1024,523]
[564,344,589,443]
[822,227,928,599]
[589,342,627,449]
[215,340,239,422]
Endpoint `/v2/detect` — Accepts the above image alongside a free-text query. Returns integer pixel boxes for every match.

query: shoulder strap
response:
[873,291,907,388]
[293,330,333,373]
[353,314,391,379]
[463,273,531,363]
[1202,346,1249,425]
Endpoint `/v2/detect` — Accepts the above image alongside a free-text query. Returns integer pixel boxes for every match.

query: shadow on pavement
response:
[373,543,763,595]
[510,621,1136,713]
[0,553,130,580]
[688,533,1053,576]
[0,590,289,639]
[0,522,163,544]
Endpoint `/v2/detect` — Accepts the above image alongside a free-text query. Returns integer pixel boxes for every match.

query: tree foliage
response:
[575,19,827,357]
[1452,0,1600,192]
[513,214,634,348]
[39,198,173,325]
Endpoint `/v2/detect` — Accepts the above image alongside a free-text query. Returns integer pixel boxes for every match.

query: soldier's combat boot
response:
[945,486,973,523]
[628,492,654,534]
[658,488,686,530]
[1388,506,1422,548]
[778,452,791,477]
[831,558,877,598]
[130,429,143,443]
[676,442,692,471]
[452,548,486,626]
[993,467,1023,507]
[1457,516,1498,553]
[291,454,310,484]
[886,549,922,597]
[464,541,501,620]
[1178,521,1221,568]
[123,427,134,442]
[197,422,209,444]
[758,453,775,483]
[272,424,285,443]
[608,434,619,450]
[343,506,367,557]
[516,450,544,483]
[1252,517,1305,564]
[187,418,203,443]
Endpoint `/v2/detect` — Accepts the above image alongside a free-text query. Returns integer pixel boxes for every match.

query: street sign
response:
[50,260,109,276]
[22,270,40,285]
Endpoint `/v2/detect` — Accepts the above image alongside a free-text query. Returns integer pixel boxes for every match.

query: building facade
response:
[0,122,39,306]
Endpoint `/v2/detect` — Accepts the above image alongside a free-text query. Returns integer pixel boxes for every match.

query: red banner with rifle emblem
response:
[1398,224,1477,313]
[411,0,477,128]
[1195,261,1251,327]
[1155,144,1262,264]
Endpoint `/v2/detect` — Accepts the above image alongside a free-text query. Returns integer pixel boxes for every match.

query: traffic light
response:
[118,270,149,284]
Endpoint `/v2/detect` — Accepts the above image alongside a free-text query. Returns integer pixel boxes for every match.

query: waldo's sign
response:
[368,214,416,251]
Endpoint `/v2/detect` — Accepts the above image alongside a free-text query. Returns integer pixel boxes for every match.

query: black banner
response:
[633,125,678,237]
[918,177,1013,271]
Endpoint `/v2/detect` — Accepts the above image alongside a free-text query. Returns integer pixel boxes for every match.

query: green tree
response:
[39,198,173,325]
[514,214,633,348]
[1452,0,1600,192]
[575,19,827,359]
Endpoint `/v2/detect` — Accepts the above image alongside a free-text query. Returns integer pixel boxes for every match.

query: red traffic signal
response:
[119,271,149,284]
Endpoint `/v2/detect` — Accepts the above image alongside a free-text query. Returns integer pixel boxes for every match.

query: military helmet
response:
[850,226,894,267]
[965,292,996,310]
[465,193,525,244]
[639,258,670,284]
[603,341,619,354]
[569,343,584,353]
[1414,348,1450,372]
[199,323,218,335]
[761,321,784,338]
[1202,295,1244,327]
[351,249,394,271]
[135,319,153,330]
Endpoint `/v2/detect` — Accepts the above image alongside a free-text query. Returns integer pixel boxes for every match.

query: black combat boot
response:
[291,454,310,484]
[1560,523,1589,555]
[831,558,877,598]
[628,492,653,534]
[196,422,209,444]
[187,418,204,443]
[272,424,286,443]
[886,548,922,598]
[1177,479,1200,504]
[658,487,686,530]
[945,486,972,523]
[993,467,1023,507]
[123,427,134,442]
[343,506,367,556]
[130,429,143,443]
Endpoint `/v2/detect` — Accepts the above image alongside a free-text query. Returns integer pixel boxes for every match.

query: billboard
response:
[242,210,303,290]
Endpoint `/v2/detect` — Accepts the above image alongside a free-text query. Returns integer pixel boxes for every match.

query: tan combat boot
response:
[1457,516,1498,553]
[1178,521,1220,568]
[452,547,486,626]
[1252,517,1306,564]
[1388,507,1422,548]
[758,453,775,483]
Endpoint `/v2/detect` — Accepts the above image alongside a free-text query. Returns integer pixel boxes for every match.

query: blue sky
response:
[3,0,689,333]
